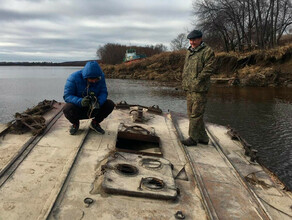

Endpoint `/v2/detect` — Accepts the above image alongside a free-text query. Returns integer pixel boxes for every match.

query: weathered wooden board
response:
[0,114,90,219]
[0,102,64,174]
[207,123,292,220]
[171,112,271,219]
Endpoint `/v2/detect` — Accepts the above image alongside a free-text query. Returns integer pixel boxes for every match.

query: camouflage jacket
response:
[182,42,215,93]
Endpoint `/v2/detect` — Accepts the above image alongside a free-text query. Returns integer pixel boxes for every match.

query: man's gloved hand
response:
[81,96,90,107]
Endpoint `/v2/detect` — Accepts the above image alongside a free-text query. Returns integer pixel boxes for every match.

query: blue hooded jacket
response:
[63,61,108,107]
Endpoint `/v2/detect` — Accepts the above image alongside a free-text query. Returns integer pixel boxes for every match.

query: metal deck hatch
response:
[115,123,162,157]
[102,152,177,200]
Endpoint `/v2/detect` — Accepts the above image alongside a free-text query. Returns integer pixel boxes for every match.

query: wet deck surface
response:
[0,103,291,219]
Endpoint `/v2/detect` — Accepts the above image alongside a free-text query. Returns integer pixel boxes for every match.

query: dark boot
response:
[90,120,105,134]
[69,123,79,135]
[181,137,197,146]
[198,139,209,145]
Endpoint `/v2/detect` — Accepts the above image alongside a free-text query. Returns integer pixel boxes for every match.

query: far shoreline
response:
[0,60,98,66]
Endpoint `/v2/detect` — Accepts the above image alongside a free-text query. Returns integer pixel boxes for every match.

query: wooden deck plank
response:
[171,112,271,219]
[207,123,292,219]
[0,114,90,219]
[0,102,64,174]
[0,123,9,134]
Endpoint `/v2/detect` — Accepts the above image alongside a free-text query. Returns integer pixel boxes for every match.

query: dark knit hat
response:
[187,30,203,39]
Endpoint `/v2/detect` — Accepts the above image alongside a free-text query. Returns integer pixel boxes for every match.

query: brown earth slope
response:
[100,44,292,87]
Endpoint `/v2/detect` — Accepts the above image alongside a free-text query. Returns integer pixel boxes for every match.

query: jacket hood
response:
[82,61,103,79]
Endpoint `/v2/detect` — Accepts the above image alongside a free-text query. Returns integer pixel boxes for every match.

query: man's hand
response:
[81,96,90,107]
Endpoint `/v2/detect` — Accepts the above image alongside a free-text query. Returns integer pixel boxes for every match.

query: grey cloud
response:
[0,8,60,22]
[0,9,39,21]
[0,0,193,62]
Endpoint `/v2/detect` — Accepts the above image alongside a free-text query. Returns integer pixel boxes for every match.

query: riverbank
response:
[100,43,292,87]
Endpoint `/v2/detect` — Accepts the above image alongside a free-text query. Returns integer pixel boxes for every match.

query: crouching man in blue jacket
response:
[63,61,115,135]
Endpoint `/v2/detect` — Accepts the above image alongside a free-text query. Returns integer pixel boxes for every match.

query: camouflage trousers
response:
[186,92,209,142]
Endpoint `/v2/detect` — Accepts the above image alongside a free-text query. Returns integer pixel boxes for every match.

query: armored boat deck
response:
[0,101,291,219]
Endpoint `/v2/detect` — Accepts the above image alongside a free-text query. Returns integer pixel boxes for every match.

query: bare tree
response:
[170,33,189,51]
[193,0,292,51]
[276,0,292,44]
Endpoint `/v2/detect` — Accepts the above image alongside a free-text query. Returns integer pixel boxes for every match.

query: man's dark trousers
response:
[63,99,115,126]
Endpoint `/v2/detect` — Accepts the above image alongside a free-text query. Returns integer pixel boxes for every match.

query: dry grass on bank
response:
[101,43,292,86]
[214,43,292,86]
[101,50,186,82]
[216,43,292,59]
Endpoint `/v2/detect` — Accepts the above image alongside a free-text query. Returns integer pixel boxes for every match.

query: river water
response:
[0,66,291,190]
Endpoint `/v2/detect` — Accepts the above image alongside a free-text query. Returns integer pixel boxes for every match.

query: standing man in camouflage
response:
[181,30,215,146]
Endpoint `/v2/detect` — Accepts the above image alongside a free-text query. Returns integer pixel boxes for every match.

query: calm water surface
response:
[0,66,291,190]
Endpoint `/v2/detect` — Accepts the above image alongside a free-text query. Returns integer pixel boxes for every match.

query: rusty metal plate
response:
[116,123,162,157]
[102,152,177,200]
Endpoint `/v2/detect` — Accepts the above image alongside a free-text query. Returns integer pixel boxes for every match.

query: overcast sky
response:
[0,0,195,62]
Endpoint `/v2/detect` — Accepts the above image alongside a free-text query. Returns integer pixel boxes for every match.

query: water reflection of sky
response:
[107,79,187,114]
